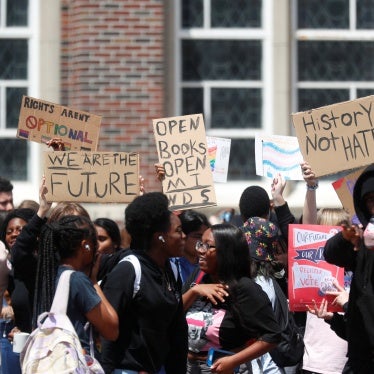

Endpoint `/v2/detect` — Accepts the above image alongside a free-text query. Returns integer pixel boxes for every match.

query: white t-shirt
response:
[302,312,347,374]
[0,240,11,315]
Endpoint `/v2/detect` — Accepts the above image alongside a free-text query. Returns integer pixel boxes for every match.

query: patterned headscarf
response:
[241,216,280,262]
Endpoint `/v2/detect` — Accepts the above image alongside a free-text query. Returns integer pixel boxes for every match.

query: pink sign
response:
[288,224,344,312]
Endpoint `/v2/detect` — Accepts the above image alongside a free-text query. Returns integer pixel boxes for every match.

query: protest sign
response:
[153,113,217,210]
[292,95,374,177]
[255,134,303,180]
[288,224,345,312]
[44,151,139,203]
[206,136,231,183]
[17,96,101,151]
[332,167,365,224]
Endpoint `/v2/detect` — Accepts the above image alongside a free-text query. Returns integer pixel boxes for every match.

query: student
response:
[0,177,14,212]
[33,215,118,352]
[183,223,281,374]
[241,216,287,374]
[101,192,188,374]
[170,209,211,284]
[324,164,374,373]
[94,217,122,255]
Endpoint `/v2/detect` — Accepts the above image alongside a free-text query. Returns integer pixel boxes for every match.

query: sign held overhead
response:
[17,95,101,151]
[44,151,139,203]
[153,113,217,210]
[292,95,374,177]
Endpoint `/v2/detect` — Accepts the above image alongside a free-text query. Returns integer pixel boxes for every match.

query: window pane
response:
[7,0,28,26]
[182,40,261,80]
[7,87,27,128]
[0,39,28,79]
[182,0,203,28]
[357,89,374,97]
[0,139,28,180]
[298,0,349,28]
[228,138,258,180]
[211,88,261,128]
[182,88,203,116]
[211,0,261,28]
[298,41,374,81]
[357,0,374,29]
[298,89,349,111]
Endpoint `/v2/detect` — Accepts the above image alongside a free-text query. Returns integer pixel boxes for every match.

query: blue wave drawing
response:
[262,142,300,156]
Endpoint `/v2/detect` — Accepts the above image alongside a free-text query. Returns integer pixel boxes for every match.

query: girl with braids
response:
[33,215,118,352]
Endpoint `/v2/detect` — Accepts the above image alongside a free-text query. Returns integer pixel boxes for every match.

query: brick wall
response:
[61,0,165,193]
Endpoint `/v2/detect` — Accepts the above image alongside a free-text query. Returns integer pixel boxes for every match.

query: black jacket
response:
[101,250,188,374]
[324,164,374,372]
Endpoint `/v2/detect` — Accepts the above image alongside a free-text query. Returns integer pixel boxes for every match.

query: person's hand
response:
[37,175,52,219]
[154,163,165,182]
[46,138,65,151]
[271,173,286,207]
[307,298,333,320]
[90,252,102,284]
[210,354,237,374]
[341,224,362,249]
[325,279,349,308]
[192,283,229,305]
[301,161,318,188]
[8,326,20,342]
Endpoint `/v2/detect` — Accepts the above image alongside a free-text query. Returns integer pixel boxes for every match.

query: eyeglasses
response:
[195,240,216,253]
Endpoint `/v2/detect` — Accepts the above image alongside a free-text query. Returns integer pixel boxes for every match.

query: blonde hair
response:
[317,208,350,226]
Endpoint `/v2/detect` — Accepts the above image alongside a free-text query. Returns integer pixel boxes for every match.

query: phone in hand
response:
[206,347,240,373]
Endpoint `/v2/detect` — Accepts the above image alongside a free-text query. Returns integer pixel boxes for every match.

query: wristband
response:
[306,182,319,191]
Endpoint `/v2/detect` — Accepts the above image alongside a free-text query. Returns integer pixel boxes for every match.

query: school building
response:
[1,0,374,220]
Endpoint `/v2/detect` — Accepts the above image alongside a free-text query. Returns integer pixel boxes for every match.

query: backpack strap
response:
[50,269,74,315]
[119,254,141,298]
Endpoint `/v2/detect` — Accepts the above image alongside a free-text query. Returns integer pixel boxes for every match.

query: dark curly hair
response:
[125,192,171,251]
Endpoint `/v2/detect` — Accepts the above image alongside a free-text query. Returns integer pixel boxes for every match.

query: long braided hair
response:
[32,215,97,328]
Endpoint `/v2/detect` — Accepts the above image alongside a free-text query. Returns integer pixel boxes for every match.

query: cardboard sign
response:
[206,136,231,183]
[292,95,374,177]
[288,224,345,312]
[153,113,217,210]
[332,167,365,224]
[44,151,139,203]
[17,96,101,151]
[255,134,303,180]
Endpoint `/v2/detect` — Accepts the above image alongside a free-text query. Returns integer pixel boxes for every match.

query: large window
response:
[0,0,30,180]
[295,0,374,112]
[177,0,267,180]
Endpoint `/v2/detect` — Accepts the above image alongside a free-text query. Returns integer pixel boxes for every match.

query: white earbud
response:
[158,235,165,243]
[85,244,91,251]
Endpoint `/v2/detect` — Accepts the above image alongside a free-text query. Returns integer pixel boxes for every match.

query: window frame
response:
[174,0,275,171]
[292,0,374,113]
[0,0,40,189]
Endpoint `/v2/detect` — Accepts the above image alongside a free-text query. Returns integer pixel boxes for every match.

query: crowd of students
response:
[0,157,373,374]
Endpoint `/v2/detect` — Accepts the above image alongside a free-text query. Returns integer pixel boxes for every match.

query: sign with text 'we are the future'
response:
[44,151,139,203]
[153,113,217,210]
[292,95,374,177]
[17,96,101,151]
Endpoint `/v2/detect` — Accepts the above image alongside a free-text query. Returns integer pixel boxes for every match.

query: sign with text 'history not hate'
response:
[153,113,217,210]
[17,95,101,151]
[292,95,374,177]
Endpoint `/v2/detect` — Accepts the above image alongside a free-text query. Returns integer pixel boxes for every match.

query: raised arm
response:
[301,161,318,225]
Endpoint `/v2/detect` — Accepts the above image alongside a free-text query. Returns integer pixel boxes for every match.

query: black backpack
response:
[269,279,305,367]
